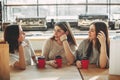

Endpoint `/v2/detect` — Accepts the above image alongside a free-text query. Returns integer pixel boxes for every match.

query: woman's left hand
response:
[97,31,106,45]
[60,34,67,42]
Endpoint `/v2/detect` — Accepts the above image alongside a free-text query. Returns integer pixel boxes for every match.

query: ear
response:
[65,31,69,35]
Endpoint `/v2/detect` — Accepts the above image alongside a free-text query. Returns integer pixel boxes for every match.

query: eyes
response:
[53,29,64,33]
[19,31,25,36]
[89,29,95,32]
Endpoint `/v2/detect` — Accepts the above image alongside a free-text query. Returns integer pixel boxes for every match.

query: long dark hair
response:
[86,22,109,58]
[51,22,76,45]
[4,24,20,53]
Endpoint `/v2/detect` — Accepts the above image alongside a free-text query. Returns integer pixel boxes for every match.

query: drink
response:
[81,57,89,69]
[37,56,45,68]
[55,55,62,68]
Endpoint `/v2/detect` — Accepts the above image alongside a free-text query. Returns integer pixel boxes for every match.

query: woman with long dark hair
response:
[75,21,109,69]
[4,24,36,70]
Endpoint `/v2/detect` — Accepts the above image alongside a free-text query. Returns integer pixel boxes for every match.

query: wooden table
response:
[79,64,120,80]
[10,64,82,80]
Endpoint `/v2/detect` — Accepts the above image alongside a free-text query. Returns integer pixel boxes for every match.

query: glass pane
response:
[88,0,107,3]
[38,6,56,17]
[111,6,120,19]
[56,0,85,3]
[88,5,108,14]
[38,0,85,4]
[38,5,85,16]
[38,0,56,4]
[6,0,37,4]
[6,6,37,22]
[111,0,120,3]
[57,5,85,16]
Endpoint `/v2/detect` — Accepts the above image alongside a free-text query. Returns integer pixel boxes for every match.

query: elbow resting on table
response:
[99,64,106,69]
[19,66,26,70]
[67,60,75,65]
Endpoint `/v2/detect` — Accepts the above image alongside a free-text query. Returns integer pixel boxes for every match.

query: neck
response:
[92,39,96,47]
[57,40,63,45]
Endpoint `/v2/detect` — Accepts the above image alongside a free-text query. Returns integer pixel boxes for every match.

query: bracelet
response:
[62,39,67,42]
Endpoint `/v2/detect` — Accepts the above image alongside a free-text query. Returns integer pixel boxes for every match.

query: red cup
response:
[81,59,89,69]
[38,56,45,68]
[55,55,62,68]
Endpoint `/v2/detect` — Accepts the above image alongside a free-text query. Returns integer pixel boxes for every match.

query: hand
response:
[76,60,82,69]
[97,31,106,45]
[60,34,67,42]
[48,60,58,68]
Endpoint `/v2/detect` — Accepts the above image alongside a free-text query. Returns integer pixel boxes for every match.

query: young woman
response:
[4,24,36,70]
[75,21,110,69]
[42,22,77,68]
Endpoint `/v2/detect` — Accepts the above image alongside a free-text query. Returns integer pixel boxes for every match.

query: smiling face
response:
[88,24,96,40]
[53,26,65,41]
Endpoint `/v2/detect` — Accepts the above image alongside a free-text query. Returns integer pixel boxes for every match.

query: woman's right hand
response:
[76,60,82,69]
[47,60,58,68]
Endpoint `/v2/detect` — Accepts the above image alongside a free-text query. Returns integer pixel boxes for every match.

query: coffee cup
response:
[37,56,45,68]
[81,57,89,69]
[55,55,62,68]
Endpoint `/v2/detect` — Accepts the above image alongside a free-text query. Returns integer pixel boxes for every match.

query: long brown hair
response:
[86,21,109,58]
[51,22,77,46]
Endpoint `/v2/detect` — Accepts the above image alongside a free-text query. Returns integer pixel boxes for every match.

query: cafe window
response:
[2,0,120,22]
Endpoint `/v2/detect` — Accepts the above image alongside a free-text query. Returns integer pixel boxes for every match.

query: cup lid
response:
[55,55,62,59]
[82,57,88,60]
[38,56,45,59]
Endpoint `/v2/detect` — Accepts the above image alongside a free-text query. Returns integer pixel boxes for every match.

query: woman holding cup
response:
[75,21,110,69]
[42,22,77,68]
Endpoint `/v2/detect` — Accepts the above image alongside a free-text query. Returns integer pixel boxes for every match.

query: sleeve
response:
[74,40,85,61]
[42,39,51,60]
[10,54,19,65]
[24,39,35,57]
[70,44,76,54]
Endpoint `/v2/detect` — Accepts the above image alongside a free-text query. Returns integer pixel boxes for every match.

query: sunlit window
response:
[2,0,120,22]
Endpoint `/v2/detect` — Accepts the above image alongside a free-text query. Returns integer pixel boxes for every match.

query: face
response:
[88,24,96,40]
[18,26,25,42]
[53,26,65,41]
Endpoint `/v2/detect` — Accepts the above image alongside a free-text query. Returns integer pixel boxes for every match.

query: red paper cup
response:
[38,56,45,68]
[55,56,62,68]
[81,60,89,69]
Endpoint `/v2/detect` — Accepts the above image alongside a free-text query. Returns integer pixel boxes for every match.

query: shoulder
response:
[44,38,55,46]
[81,38,90,44]
[45,38,53,43]
[23,39,30,43]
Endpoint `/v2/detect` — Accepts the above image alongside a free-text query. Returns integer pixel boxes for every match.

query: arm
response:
[97,31,108,68]
[14,44,26,70]
[26,39,37,64]
[75,40,85,68]
[60,34,75,65]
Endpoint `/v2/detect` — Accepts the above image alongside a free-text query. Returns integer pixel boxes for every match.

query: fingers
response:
[60,34,67,42]
[50,60,58,68]
[76,60,82,69]
[97,31,106,42]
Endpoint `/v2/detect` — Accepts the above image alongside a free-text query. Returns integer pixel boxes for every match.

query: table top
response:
[79,64,120,80]
[10,64,82,80]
